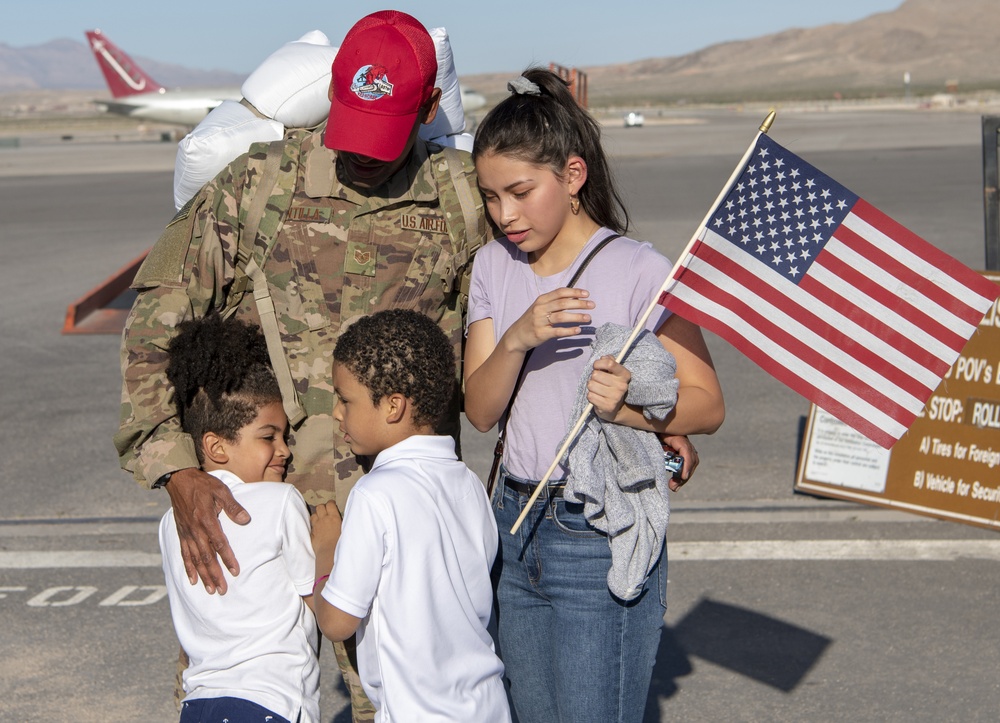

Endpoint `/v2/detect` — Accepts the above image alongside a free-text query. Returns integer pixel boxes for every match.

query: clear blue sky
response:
[5,0,905,76]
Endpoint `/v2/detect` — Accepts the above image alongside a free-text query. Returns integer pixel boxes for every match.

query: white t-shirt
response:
[322,435,510,722]
[159,469,319,723]
[467,229,673,480]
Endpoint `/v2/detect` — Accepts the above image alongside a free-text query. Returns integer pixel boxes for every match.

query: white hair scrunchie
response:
[507,76,541,96]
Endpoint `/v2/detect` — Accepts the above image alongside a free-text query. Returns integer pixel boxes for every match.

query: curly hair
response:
[165,314,281,463]
[334,310,455,429]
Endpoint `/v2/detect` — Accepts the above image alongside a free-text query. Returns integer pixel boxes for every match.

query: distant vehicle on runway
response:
[624,111,645,128]
[85,29,487,126]
[460,85,487,112]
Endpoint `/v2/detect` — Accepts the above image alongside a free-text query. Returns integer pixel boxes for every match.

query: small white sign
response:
[803,408,891,493]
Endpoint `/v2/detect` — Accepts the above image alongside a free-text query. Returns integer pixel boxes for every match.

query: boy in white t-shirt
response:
[311,309,510,722]
[159,314,321,723]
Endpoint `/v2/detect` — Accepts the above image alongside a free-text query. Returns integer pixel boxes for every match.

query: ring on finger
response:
[546,313,552,324]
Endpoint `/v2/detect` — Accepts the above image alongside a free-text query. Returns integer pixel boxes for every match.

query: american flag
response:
[660,134,1000,448]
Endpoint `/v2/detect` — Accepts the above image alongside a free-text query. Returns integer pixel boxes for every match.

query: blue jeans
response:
[179,696,291,723]
[492,467,667,723]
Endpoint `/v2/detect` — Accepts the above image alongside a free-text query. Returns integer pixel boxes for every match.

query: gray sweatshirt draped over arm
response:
[560,322,679,601]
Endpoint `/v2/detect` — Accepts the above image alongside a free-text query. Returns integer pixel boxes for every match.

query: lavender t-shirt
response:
[466,230,673,481]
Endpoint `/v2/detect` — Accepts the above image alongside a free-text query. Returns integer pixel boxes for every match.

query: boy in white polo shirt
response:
[311,309,510,722]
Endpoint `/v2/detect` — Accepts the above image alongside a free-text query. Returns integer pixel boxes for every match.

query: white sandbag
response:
[241,29,339,128]
[420,27,466,141]
[173,100,283,210]
[174,30,335,209]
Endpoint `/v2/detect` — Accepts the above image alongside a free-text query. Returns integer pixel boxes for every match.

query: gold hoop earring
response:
[570,195,581,215]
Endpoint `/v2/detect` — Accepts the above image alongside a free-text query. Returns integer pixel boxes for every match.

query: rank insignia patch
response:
[345,241,376,276]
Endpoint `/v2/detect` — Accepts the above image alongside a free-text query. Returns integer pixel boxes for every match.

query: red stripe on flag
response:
[684,242,936,402]
[831,221,986,333]
[794,272,951,381]
[666,261,917,428]
[812,248,966,353]
[663,294,902,448]
[852,201,1000,304]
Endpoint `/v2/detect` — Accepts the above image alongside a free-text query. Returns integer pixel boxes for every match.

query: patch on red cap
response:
[350,65,394,101]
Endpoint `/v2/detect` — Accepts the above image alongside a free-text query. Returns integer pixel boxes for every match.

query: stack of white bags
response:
[173,28,472,210]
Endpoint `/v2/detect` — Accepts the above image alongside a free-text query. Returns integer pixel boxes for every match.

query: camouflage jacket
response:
[115,129,490,509]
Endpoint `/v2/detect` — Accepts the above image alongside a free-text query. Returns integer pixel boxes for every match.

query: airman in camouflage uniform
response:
[115,11,491,722]
[115,130,484,510]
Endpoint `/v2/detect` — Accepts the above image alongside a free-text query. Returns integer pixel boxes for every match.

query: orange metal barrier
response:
[62,250,148,334]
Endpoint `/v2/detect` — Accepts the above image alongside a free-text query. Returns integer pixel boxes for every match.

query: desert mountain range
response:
[465,0,1000,105]
[0,38,244,93]
[1,0,997,105]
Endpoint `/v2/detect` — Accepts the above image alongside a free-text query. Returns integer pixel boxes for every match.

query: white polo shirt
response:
[322,435,510,722]
[159,470,319,723]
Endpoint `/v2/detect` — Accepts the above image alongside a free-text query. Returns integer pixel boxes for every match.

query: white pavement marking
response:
[0,551,162,568]
[3,540,1000,568]
[670,539,1000,561]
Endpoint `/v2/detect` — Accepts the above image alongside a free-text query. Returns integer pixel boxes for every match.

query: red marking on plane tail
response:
[85,29,164,98]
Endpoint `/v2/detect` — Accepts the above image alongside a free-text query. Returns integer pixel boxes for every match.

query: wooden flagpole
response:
[508,110,777,535]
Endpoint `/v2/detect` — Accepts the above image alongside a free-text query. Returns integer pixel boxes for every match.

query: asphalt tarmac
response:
[1,106,998,722]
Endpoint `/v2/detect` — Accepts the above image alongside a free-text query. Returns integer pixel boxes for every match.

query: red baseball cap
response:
[324,10,438,161]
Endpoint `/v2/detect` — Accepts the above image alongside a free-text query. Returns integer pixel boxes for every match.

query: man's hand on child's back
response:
[166,468,250,594]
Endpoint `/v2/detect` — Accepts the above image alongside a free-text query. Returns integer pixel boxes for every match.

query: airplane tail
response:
[85,29,164,98]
